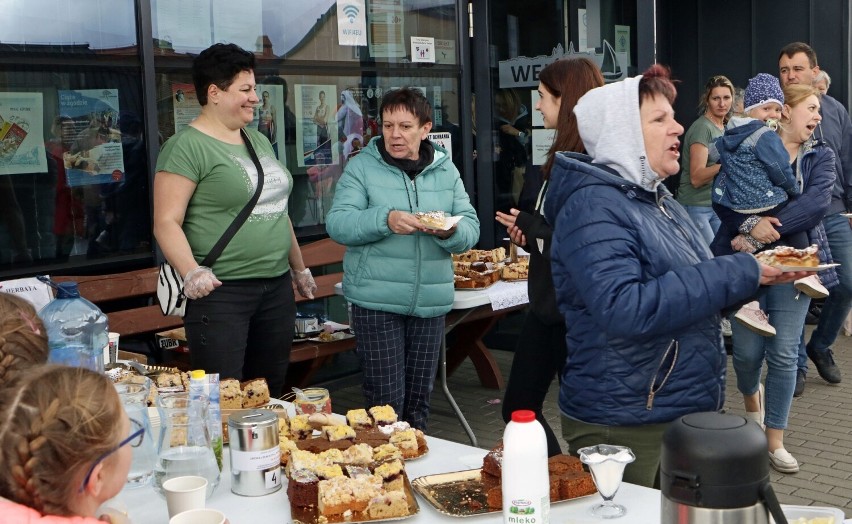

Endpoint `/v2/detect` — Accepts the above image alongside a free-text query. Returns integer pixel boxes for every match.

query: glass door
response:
[470,0,638,247]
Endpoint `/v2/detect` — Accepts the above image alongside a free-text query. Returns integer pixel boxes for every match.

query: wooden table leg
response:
[446,316,505,390]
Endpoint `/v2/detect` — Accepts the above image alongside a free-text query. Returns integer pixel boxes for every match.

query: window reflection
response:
[150,0,457,63]
[0,69,150,273]
[0,0,137,52]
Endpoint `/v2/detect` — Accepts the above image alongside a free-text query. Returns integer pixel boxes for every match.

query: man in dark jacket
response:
[779,42,852,394]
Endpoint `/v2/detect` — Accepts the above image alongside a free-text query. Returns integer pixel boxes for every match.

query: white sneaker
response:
[795,275,829,299]
[768,448,799,473]
[721,318,733,337]
[735,301,777,337]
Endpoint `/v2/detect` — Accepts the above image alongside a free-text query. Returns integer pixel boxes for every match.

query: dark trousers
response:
[501,310,567,456]
[184,271,296,397]
[351,304,444,431]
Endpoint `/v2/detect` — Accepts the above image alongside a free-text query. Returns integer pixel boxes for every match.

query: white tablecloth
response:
[117,435,661,523]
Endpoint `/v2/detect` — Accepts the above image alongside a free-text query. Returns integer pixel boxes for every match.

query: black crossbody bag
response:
[158,128,265,316]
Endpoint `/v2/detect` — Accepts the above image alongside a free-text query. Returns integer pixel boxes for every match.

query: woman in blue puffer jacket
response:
[543,65,805,488]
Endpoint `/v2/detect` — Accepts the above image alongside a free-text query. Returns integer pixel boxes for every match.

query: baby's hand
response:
[731,234,757,253]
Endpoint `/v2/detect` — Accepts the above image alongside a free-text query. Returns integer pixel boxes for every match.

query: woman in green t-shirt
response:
[153,44,316,397]
[676,75,734,245]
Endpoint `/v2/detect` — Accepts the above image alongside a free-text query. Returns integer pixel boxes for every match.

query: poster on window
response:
[410,36,435,63]
[428,131,452,160]
[0,92,47,175]
[251,84,287,161]
[532,129,556,166]
[172,83,201,133]
[295,84,338,168]
[59,89,124,187]
[337,0,367,46]
[368,0,405,58]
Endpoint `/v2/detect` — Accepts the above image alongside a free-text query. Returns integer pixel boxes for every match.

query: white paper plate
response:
[773,504,845,523]
[777,263,839,272]
[422,215,464,231]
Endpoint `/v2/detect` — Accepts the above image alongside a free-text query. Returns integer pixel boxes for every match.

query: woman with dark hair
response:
[543,65,803,487]
[676,75,735,245]
[153,43,316,397]
[495,57,603,457]
[327,87,480,430]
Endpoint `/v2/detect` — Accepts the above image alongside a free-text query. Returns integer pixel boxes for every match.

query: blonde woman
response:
[0,365,137,522]
[0,292,48,388]
[676,75,734,245]
[712,84,836,473]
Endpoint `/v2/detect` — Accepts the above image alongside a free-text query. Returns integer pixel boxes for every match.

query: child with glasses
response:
[0,292,49,388]
[0,365,141,523]
[710,73,829,337]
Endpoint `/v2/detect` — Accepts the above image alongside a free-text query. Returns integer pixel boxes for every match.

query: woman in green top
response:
[676,75,734,245]
[153,44,316,397]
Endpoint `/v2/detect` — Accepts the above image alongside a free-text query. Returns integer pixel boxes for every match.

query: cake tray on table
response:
[290,473,419,524]
[411,468,595,517]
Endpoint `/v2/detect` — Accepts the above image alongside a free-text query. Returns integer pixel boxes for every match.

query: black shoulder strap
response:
[200,128,265,267]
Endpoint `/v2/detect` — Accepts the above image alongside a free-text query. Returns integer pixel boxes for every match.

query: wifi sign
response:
[342,4,359,23]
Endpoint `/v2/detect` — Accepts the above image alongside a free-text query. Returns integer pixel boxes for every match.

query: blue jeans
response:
[731,283,809,429]
[683,205,721,246]
[804,213,852,365]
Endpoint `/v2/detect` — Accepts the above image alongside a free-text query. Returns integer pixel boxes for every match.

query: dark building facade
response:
[0,0,848,280]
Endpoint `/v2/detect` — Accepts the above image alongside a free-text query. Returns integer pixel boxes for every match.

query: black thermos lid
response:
[661,412,769,508]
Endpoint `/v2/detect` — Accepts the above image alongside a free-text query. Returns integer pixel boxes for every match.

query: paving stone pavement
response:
[325,326,852,515]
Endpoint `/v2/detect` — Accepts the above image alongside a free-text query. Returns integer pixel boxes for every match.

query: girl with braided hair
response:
[0,292,48,388]
[0,365,136,522]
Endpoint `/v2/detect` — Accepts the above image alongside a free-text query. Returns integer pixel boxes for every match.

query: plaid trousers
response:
[351,304,444,431]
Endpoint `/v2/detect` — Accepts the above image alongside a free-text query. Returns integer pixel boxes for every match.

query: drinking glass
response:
[114,381,156,488]
[577,444,636,519]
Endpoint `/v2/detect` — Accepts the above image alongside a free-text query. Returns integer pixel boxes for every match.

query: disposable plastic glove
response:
[183,266,221,299]
[294,268,317,299]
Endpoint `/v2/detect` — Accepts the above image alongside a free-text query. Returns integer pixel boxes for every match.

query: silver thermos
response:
[660,412,787,524]
[228,410,281,496]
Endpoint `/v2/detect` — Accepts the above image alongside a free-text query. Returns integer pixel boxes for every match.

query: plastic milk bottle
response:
[502,410,550,524]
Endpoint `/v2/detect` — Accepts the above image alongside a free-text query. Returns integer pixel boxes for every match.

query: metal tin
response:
[227,410,281,496]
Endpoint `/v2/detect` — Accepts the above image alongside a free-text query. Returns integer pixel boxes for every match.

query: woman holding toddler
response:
[711,82,837,473]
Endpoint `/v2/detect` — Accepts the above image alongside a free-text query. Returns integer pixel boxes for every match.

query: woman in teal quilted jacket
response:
[327,88,480,430]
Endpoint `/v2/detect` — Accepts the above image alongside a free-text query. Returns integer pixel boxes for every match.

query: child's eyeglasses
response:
[78,418,145,492]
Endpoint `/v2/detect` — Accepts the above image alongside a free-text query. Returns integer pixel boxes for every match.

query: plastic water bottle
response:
[40,281,108,372]
[502,410,550,524]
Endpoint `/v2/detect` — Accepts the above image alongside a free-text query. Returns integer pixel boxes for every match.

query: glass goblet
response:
[577,444,636,519]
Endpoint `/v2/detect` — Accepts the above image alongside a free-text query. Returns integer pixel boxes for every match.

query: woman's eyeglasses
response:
[79,418,145,492]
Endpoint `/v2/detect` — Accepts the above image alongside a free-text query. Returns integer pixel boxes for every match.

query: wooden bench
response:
[52,238,514,390]
[51,238,353,387]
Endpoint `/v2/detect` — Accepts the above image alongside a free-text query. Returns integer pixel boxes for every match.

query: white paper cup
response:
[169,508,226,524]
[107,332,120,364]
[162,476,207,518]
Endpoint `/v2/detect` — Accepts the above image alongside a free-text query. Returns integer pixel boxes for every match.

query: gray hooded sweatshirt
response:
[573,75,666,192]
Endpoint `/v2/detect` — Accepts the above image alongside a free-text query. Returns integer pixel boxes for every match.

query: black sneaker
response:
[806,346,842,384]
[794,369,806,397]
